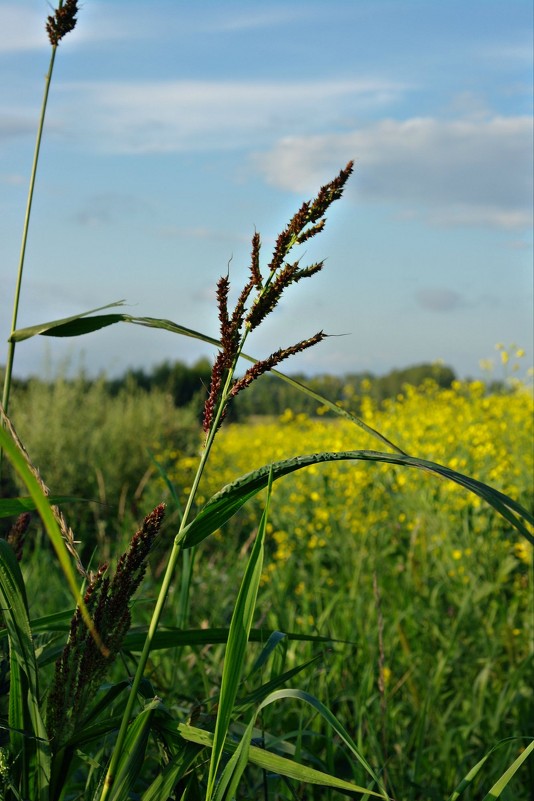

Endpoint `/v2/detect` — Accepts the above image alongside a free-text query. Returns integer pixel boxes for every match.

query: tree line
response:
[3,358,457,420]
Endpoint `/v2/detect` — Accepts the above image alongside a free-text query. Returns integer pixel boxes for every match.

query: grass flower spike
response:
[202,161,354,434]
[46,504,165,745]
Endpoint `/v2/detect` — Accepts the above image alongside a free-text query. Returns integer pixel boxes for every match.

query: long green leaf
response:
[0,539,50,800]
[107,700,160,801]
[0,423,107,655]
[141,740,203,801]
[9,300,126,341]
[178,451,533,550]
[206,473,271,800]
[126,315,405,452]
[178,722,386,797]
[0,496,86,518]
[481,739,534,800]
[18,309,404,453]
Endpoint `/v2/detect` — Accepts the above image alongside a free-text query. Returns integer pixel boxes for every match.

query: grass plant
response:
[0,3,532,800]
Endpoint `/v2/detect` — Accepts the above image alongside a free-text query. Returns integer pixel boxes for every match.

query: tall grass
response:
[0,3,532,800]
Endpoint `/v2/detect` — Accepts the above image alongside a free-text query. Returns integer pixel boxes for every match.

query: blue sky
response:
[1,0,532,380]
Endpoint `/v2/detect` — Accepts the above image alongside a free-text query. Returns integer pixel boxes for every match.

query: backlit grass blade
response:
[18,310,404,453]
[179,451,533,549]
[0,422,107,654]
[10,300,126,341]
[178,722,387,798]
[205,472,271,801]
[447,737,534,801]
[0,539,50,800]
[126,315,405,452]
[481,739,534,801]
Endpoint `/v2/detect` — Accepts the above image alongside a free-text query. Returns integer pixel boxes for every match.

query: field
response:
[0,21,532,792]
[5,373,532,799]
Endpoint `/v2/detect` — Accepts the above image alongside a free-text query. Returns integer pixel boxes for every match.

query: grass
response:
[0,3,532,799]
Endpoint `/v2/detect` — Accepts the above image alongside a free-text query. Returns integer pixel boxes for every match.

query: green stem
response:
[1,45,58,418]
[99,380,232,800]
[99,263,285,799]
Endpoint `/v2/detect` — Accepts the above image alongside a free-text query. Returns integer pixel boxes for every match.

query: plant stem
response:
[1,42,59,438]
[99,371,234,800]
[100,248,303,798]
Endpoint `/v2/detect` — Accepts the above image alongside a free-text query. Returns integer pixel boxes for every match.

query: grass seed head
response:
[46,0,79,46]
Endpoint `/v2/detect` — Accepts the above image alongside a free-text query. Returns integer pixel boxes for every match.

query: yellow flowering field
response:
[155,378,533,792]
[163,378,533,572]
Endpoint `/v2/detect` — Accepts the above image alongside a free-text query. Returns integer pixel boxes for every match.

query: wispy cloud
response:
[208,8,305,32]
[415,288,464,313]
[0,6,45,53]
[253,116,533,230]
[52,78,407,154]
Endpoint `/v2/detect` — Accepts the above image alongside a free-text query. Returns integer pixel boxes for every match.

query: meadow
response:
[3,370,533,799]
[0,4,532,798]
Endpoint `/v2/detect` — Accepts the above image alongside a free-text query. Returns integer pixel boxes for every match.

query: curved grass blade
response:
[0,538,50,800]
[481,739,534,801]
[18,309,404,453]
[0,496,86,518]
[0,422,107,655]
[205,471,271,800]
[257,688,388,796]
[178,721,387,798]
[140,740,203,801]
[126,315,405,453]
[106,700,161,801]
[9,300,126,341]
[179,451,534,550]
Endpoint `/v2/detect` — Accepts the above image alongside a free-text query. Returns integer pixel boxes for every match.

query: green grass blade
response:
[107,700,160,801]
[10,300,126,341]
[481,739,534,801]
[179,451,533,550]
[257,688,388,796]
[178,722,387,797]
[0,539,50,800]
[140,740,203,801]
[205,472,272,800]
[126,315,405,452]
[0,422,107,655]
[18,309,404,455]
[25,620,337,650]
[0,496,87,517]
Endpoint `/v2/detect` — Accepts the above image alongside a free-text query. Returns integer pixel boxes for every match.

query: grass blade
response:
[0,539,50,800]
[178,722,387,798]
[10,300,126,341]
[0,420,107,656]
[481,739,534,801]
[106,700,160,801]
[179,451,533,550]
[205,472,271,800]
[0,496,87,517]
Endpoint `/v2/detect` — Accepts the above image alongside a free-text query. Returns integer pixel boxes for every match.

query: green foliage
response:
[0,8,531,795]
[6,375,198,545]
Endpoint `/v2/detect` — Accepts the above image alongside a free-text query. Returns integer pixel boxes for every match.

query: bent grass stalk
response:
[1,1,78,422]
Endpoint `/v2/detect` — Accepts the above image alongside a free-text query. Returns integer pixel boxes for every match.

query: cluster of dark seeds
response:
[202,161,354,434]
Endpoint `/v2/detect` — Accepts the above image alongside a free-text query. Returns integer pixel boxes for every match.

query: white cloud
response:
[52,78,407,154]
[0,6,45,52]
[252,116,533,230]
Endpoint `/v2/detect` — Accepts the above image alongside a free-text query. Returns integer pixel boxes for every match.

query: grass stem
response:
[2,46,59,417]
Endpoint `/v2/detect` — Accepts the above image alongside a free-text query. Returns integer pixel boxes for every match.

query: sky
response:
[0,0,532,381]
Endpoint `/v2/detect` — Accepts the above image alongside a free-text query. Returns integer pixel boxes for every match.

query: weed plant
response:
[0,4,532,800]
